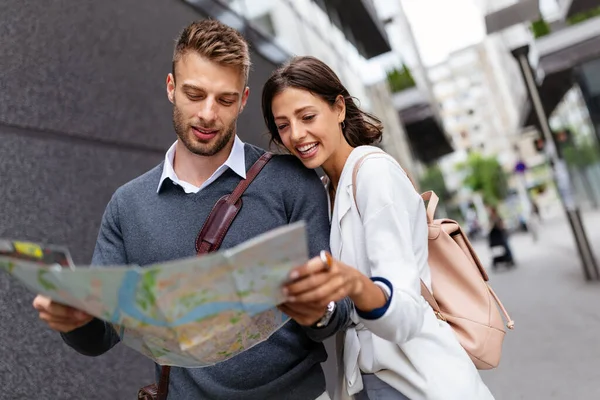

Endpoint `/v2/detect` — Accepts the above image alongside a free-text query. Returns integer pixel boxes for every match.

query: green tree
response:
[456,152,508,206]
[562,141,600,169]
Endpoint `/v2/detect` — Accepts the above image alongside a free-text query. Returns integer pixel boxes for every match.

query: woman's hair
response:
[261,56,383,149]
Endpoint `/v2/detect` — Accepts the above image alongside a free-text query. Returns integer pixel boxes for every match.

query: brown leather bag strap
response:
[156,365,171,400]
[195,152,273,254]
[228,152,273,204]
[156,152,273,400]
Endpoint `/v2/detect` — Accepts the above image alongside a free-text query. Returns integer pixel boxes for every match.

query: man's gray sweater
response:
[62,144,351,400]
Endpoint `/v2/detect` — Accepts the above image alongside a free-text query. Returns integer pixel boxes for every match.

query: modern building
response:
[423,40,526,227]
[0,0,394,398]
[226,0,378,113]
[366,80,419,176]
[482,0,600,216]
[482,0,600,138]
[368,0,453,170]
[224,0,421,172]
[428,43,516,160]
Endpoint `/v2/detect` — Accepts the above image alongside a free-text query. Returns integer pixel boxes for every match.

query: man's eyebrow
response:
[181,84,240,98]
[181,83,204,91]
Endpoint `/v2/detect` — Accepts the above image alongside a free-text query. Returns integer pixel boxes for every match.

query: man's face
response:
[167,52,249,157]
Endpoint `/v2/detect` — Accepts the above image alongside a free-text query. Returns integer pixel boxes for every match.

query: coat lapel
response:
[330,145,379,260]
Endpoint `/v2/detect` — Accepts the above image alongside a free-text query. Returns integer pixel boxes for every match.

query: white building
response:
[226,0,370,105]
[429,42,521,181]
[367,0,453,172]
[224,0,419,172]
[480,0,600,216]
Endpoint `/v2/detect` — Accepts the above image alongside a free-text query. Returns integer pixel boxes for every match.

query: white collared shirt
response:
[157,135,246,194]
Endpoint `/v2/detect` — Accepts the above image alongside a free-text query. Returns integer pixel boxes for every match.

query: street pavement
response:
[475,210,600,399]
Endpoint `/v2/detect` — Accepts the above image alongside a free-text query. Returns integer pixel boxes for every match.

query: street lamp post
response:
[512,45,600,281]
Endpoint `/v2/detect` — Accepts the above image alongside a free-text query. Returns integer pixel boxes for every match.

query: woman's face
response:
[271,87,345,170]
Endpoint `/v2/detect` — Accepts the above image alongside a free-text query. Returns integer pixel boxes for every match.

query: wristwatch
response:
[314,301,336,328]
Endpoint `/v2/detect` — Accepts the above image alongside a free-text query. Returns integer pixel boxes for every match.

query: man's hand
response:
[278,301,328,327]
[33,295,93,333]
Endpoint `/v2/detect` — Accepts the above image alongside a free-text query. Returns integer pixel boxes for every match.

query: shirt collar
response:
[157,135,246,193]
[227,135,247,179]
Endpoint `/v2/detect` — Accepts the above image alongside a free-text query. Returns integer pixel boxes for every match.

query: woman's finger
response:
[288,253,330,281]
[283,270,331,296]
[288,275,347,305]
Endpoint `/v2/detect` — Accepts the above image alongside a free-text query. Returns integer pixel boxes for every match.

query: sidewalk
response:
[474,211,600,399]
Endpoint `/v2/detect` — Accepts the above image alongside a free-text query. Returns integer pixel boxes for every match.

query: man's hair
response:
[173,19,251,84]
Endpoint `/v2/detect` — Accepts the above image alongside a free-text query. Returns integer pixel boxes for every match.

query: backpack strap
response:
[421,191,439,225]
[352,152,419,217]
[153,152,273,400]
[418,192,444,319]
[351,151,387,217]
[420,281,445,321]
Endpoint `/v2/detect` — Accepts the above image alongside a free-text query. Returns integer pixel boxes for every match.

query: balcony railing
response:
[530,5,600,38]
[567,5,600,24]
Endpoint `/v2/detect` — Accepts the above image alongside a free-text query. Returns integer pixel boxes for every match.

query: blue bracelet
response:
[356,277,393,320]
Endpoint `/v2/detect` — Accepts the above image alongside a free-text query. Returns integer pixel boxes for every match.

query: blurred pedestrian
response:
[528,198,542,242]
[488,206,516,269]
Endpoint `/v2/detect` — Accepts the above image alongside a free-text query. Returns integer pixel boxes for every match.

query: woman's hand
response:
[283,252,364,308]
[282,251,388,314]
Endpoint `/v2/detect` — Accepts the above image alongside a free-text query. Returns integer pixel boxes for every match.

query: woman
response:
[262,56,494,400]
[488,206,516,268]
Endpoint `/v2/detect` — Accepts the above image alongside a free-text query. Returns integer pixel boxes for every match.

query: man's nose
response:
[197,99,218,124]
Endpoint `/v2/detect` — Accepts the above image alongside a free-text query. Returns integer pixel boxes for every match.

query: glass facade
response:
[550,85,595,142]
[225,0,373,111]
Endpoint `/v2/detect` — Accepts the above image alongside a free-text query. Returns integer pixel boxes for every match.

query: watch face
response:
[315,301,336,328]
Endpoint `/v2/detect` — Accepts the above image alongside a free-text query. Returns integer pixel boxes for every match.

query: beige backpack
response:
[352,152,514,370]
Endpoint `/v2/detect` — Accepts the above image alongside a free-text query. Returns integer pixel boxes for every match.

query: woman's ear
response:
[335,95,346,124]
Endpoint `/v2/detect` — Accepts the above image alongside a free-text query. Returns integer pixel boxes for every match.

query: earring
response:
[341,121,346,130]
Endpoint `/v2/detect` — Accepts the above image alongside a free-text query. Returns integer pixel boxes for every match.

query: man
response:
[32,19,350,400]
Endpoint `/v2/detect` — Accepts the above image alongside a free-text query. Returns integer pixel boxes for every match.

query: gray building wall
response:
[0,1,278,398]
